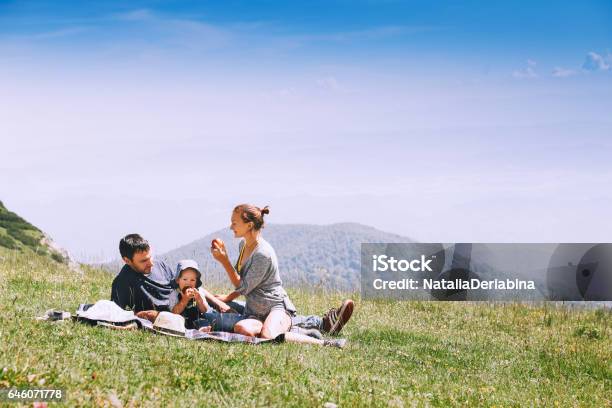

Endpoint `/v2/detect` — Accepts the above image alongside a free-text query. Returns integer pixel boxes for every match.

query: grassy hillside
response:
[1,247,610,406]
[0,200,66,264]
[156,223,414,290]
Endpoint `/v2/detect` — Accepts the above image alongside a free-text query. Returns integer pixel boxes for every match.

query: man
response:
[111,233,354,335]
[110,234,174,319]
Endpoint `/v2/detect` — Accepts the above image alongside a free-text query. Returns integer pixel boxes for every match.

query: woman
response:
[211,204,346,348]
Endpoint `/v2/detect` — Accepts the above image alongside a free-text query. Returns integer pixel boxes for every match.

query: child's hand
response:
[183,288,196,299]
[193,289,203,302]
[198,326,212,333]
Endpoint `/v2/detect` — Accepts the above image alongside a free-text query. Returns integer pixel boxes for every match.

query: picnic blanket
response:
[38,300,279,345]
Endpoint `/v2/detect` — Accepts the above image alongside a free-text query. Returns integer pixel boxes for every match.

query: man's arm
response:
[110,274,131,310]
[156,259,176,284]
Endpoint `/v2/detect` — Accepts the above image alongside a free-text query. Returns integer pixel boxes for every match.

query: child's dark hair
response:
[233,204,270,230]
[119,234,150,260]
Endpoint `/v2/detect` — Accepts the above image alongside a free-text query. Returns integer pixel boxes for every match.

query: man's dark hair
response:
[119,234,150,260]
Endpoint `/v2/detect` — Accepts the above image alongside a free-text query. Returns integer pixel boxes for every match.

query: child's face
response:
[176,268,198,291]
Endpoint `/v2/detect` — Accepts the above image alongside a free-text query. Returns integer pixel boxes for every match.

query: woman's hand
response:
[211,238,229,264]
[214,291,240,306]
[217,301,234,313]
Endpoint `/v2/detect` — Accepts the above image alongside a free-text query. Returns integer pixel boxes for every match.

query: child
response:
[169,259,232,329]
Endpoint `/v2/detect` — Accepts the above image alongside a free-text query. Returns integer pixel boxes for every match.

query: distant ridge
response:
[156,222,414,290]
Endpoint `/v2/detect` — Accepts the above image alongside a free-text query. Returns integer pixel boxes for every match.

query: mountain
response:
[0,200,80,271]
[157,223,414,290]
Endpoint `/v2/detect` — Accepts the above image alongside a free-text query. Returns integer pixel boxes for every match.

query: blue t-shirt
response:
[111,260,175,312]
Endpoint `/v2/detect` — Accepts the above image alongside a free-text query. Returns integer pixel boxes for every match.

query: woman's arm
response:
[201,288,232,312]
[211,241,241,287]
[220,257,241,288]
[213,290,241,304]
[222,290,241,303]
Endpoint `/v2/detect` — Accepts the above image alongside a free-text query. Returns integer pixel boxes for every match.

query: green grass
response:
[0,247,610,407]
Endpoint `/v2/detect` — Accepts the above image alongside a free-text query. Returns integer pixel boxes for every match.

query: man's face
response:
[124,250,154,274]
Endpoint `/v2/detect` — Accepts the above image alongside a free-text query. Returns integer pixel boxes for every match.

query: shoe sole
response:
[330,300,354,335]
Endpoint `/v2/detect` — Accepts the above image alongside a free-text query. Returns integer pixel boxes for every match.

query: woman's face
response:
[230,211,252,238]
[177,269,198,291]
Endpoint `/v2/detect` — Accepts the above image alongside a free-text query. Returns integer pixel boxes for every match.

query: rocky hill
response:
[0,200,79,271]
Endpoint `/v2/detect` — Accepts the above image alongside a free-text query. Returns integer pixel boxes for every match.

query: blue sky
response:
[0,1,611,261]
[2,1,611,71]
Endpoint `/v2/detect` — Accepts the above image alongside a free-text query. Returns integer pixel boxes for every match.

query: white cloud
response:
[0,8,235,59]
[114,9,154,21]
[316,76,340,91]
[0,27,87,42]
[512,60,537,79]
[110,9,234,52]
[552,67,577,78]
[291,25,442,45]
[277,87,296,97]
[582,52,610,72]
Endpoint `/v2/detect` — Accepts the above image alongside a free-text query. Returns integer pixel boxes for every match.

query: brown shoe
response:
[321,299,354,335]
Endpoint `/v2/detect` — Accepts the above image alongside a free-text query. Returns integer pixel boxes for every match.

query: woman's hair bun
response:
[233,204,269,230]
